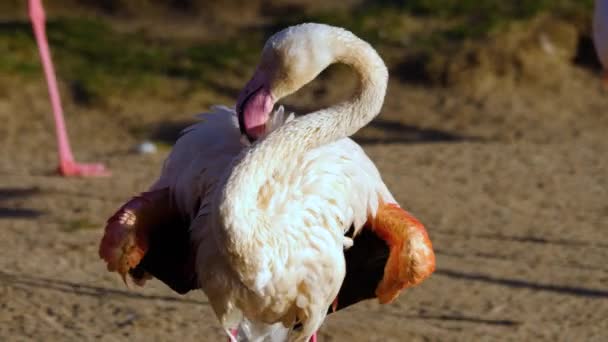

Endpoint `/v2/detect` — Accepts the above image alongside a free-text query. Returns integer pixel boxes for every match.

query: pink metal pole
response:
[29,0,109,177]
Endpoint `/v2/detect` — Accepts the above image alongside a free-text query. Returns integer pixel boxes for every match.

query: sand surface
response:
[1,48,607,341]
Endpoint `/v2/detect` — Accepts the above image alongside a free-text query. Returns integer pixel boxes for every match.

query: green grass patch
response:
[0,17,261,101]
[0,22,41,75]
[408,0,592,38]
[0,0,595,97]
[270,0,594,49]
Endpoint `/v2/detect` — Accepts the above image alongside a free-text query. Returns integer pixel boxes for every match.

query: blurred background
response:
[0,1,606,341]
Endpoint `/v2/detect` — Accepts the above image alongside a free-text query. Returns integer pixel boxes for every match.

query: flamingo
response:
[28,0,109,176]
[99,23,435,341]
[594,0,608,85]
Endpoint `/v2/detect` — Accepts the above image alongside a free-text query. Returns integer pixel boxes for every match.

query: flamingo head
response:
[236,23,337,141]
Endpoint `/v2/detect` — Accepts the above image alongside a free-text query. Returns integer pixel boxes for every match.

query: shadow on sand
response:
[389,312,520,327]
[436,268,608,299]
[0,187,44,219]
[145,114,480,147]
[0,270,206,305]
[354,118,481,145]
[435,230,608,249]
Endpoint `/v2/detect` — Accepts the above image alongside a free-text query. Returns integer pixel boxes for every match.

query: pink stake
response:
[29,0,109,177]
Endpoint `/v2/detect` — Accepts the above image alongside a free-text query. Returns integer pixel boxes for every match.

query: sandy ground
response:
[0,59,607,342]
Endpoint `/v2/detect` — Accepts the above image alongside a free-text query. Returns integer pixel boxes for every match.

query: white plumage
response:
[158,106,394,339]
[156,105,393,238]
[100,23,435,342]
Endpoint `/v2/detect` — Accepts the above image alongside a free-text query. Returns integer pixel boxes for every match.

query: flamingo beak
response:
[236,74,275,142]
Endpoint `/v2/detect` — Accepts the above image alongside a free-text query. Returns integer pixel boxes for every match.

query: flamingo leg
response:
[228,328,318,341]
[229,328,238,342]
[28,0,109,177]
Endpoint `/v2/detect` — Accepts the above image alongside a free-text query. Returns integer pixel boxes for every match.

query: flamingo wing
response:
[99,106,245,292]
[228,137,434,324]
[99,105,296,294]
[99,108,434,324]
[285,139,435,312]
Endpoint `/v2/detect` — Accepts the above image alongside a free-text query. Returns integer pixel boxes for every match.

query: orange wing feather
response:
[369,203,435,304]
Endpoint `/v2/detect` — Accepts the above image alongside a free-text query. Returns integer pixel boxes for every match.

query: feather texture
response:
[99,23,435,342]
[157,106,396,338]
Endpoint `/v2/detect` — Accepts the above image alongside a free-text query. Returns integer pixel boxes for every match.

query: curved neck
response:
[219,34,388,255]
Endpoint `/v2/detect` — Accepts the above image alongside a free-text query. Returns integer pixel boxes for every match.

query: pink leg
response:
[228,328,317,341]
[28,0,109,177]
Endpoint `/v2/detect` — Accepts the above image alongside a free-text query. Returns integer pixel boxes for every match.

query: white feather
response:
[150,106,393,339]
[149,23,393,341]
